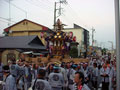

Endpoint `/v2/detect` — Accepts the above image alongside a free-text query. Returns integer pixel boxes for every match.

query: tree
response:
[69,46,78,58]
[101,48,108,55]
[3,31,8,36]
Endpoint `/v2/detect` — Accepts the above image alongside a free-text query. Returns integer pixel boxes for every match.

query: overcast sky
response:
[0,0,115,49]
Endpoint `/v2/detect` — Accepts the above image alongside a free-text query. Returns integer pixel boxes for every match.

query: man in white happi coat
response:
[66,63,76,90]
[9,58,19,80]
[17,60,25,90]
[31,68,52,90]
[92,63,98,89]
[48,66,64,90]
[0,62,3,81]
[60,62,67,90]
[24,61,32,90]
[3,65,17,90]
[100,63,110,90]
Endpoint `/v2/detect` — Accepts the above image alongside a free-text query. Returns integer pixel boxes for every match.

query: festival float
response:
[28,19,88,65]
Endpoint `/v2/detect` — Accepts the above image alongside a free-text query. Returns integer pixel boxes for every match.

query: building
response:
[83,29,89,57]
[62,24,89,57]
[3,19,53,45]
[0,35,47,65]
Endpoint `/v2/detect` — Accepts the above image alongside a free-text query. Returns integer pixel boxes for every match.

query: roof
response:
[0,36,3,38]
[64,24,89,32]
[4,19,49,32]
[10,29,54,33]
[0,35,46,50]
[74,24,83,29]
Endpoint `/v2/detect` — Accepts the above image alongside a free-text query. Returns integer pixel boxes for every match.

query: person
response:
[48,66,64,90]
[24,61,32,90]
[17,59,25,90]
[9,58,19,80]
[60,62,67,90]
[91,63,98,90]
[74,71,90,90]
[0,61,3,81]
[100,64,110,90]
[81,63,89,85]
[31,68,52,90]
[111,63,116,90]
[3,65,17,90]
[66,63,76,90]
[31,64,37,80]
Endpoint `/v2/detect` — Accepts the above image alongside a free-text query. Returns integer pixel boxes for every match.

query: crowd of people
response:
[0,55,116,90]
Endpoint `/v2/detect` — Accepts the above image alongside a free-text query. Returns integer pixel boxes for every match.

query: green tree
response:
[101,48,108,55]
[3,31,8,36]
[69,47,78,58]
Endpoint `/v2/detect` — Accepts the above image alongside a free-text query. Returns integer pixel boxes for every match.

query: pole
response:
[114,0,120,90]
[111,42,114,60]
[54,2,57,30]
[8,0,11,26]
[53,0,67,30]
[108,41,114,60]
[7,0,27,19]
[26,12,27,19]
[92,28,95,47]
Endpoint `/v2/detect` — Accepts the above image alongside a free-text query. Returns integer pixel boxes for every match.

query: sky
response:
[0,0,115,49]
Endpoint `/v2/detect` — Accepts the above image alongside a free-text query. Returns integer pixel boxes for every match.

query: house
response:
[0,35,47,65]
[3,19,54,45]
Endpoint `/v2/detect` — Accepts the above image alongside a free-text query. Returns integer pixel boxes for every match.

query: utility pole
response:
[53,0,67,30]
[54,2,57,30]
[8,0,11,26]
[5,0,27,21]
[108,41,114,60]
[114,0,120,90]
[91,27,95,56]
[91,27,95,47]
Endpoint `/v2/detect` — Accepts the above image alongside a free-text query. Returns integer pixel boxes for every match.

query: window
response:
[23,22,25,25]
[7,53,16,62]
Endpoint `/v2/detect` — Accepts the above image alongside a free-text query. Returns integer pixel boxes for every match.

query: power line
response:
[0,17,9,21]
[0,20,52,34]
[0,19,13,24]
[46,0,54,4]
[0,19,38,30]
[36,0,53,9]
[64,3,91,30]
[53,0,68,30]
[0,17,48,30]
[66,5,85,25]
[60,14,72,26]
[25,0,53,12]
[0,17,16,23]
[4,0,27,19]
[37,0,53,8]
[27,0,53,11]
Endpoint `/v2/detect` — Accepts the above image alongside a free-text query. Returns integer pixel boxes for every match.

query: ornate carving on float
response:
[45,19,75,58]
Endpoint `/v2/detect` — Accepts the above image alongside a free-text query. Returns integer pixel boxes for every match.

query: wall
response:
[1,50,20,65]
[8,21,42,36]
[8,21,42,32]
[62,28,84,57]
[62,28,84,44]
[8,20,46,45]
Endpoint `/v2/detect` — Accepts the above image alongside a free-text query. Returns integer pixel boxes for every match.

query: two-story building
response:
[1,19,54,64]
[62,24,89,57]
[4,19,54,45]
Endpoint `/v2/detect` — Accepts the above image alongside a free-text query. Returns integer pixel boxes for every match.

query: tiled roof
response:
[0,35,46,50]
